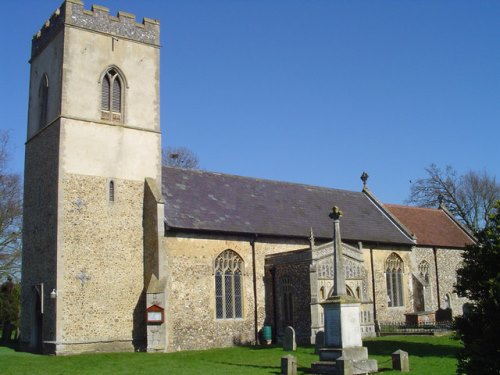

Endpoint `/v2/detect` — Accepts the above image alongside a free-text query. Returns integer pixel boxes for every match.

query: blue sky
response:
[2,0,499,204]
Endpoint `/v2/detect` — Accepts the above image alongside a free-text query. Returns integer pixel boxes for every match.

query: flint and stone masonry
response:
[21,0,160,354]
[21,1,474,355]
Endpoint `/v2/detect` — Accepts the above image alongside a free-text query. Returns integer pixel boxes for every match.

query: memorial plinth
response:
[311,207,378,375]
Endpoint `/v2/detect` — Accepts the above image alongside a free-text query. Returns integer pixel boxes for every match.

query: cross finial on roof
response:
[329,206,343,221]
[438,194,444,206]
[361,171,369,188]
[309,227,315,249]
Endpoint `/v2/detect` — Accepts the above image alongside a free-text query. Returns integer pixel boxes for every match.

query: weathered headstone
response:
[392,349,410,372]
[314,330,325,354]
[336,356,353,375]
[283,326,296,351]
[281,354,297,375]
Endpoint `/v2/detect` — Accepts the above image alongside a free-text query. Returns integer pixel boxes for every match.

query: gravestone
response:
[281,354,297,375]
[392,349,410,372]
[336,356,353,375]
[315,330,325,354]
[283,326,296,351]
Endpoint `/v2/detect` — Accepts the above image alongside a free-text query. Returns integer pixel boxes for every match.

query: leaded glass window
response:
[101,68,124,122]
[281,277,293,327]
[215,250,243,319]
[386,253,404,307]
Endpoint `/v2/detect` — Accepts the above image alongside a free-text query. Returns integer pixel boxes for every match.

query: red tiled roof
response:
[384,204,475,248]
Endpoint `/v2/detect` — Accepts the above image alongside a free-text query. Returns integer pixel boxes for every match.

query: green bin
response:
[262,325,272,344]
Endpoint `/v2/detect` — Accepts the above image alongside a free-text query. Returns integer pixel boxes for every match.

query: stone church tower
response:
[21,0,161,354]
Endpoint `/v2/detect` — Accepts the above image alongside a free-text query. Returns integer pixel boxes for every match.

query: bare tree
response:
[407,164,500,233]
[0,133,22,281]
[162,146,200,169]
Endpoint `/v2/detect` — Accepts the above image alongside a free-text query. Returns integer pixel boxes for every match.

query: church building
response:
[20,1,475,354]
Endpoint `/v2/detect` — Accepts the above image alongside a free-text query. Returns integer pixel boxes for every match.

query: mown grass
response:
[0,334,461,374]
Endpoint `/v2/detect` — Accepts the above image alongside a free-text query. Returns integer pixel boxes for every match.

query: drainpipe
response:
[251,234,259,345]
[369,248,378,334]
[271,266,277,343]
[433,247,441,309]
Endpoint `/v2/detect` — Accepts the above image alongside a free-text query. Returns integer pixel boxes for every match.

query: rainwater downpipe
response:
[433,247,441,309]
[369,247,378,334]
[271,266,277,343]
[251,234,259,345]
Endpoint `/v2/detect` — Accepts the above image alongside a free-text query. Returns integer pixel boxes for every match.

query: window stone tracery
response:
[214,250,243,319]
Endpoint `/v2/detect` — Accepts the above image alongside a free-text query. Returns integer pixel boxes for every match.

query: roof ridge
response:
[385,204,441,212]
[163,166,362,195]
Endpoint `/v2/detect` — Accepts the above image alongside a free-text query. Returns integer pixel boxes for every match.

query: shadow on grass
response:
[364,339,459,358]
[210,360,282,374]
[0,339,19,352]
[211,360,314,375]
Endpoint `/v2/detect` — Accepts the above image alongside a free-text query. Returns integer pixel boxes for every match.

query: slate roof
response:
[162,167,414,246]
[384,204,475,248]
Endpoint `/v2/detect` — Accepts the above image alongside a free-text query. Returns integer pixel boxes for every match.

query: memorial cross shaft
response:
[329,206,346,296]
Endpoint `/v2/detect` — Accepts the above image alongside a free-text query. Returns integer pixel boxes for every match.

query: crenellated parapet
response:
[32,0,160,58]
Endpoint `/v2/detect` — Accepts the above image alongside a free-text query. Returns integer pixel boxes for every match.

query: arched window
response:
[281,277,293,327]
[101,67,124,122]
[38,74,49,129]
[214,250,243,319]
[319,286,325,300]
[386,253,404,307]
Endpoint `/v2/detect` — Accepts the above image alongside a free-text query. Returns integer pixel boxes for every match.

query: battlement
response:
[32,0,160,58]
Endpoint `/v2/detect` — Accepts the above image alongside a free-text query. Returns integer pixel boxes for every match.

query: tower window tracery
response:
[101,68,124,122]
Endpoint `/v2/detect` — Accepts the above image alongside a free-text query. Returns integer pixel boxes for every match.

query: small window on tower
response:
[38,74,49,130]
[109,180,115,202]
[101,67,124,122]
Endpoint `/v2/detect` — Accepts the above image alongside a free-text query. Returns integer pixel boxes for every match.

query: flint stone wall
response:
[270,261,312,345]
[20,122,61,351]
[57,174,146,353]
[434,248,467,315]
[163,233,308,351]
[371,248,414,322]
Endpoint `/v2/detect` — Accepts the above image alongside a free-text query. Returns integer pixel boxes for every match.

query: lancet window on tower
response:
[385,253,404,307]
[38,74,49,130]
[101,68,124,122]
[109,180,115,202]
[214,250,243,319]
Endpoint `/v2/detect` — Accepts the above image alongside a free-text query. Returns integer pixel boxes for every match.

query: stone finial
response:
[309,227,315,249]
[329,206,343,221]
[438,194,444,207]
[361,171,369,188]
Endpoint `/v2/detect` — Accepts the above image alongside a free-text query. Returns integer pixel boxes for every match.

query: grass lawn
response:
[0,335,461,374]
